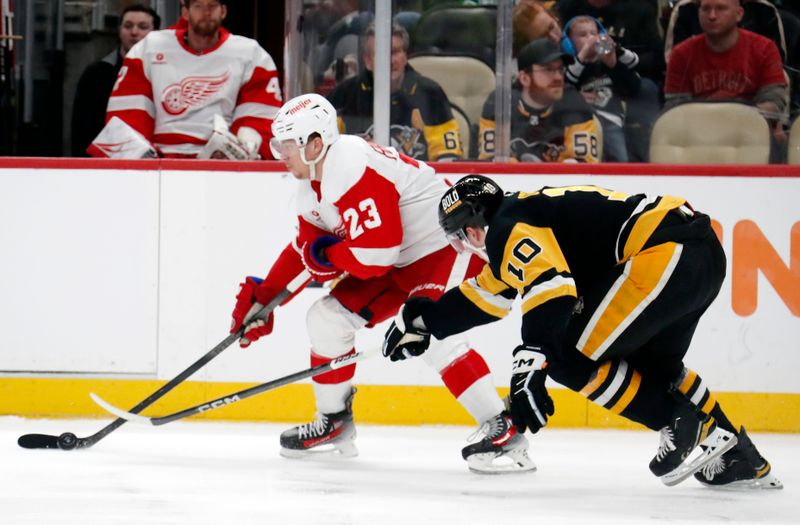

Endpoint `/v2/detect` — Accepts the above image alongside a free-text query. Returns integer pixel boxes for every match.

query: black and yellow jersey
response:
[478,85,602,162]
[327,67,463,161]
[414,183,726,433]
[477,186,686,305]
[423,185,692,361]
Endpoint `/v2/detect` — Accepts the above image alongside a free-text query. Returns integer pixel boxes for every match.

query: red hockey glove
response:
[230,276,274,348]
[301,235,344,282]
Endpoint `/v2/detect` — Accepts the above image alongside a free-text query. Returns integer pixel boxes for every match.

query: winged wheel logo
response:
[161,72,230,115]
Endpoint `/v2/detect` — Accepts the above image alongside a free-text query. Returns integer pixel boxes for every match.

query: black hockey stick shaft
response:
[18,270,311,450]
[150,350,367,425]
[18,330,243,450]
[80,331,241,445]
[93,349,370,426]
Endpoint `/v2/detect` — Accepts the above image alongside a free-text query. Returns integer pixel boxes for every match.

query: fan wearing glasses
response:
[478,38,602,163]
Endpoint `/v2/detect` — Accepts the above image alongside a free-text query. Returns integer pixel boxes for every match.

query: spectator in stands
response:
[563,15,641,161]
[71,4,160,157]
[556,0,664,84]
[96,0,282,159]
[665,0,786,62]
[664,0,788,143]
[664,0,798,118]
[513,0,563,57]
[313,0,373,91]
[479,38,601,162]
[556,0,662,162]
[327,23,464,161]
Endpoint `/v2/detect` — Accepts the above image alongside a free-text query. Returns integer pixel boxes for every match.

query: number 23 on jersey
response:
[342,198,382,240]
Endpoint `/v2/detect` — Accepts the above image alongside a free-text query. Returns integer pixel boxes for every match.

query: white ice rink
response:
[2,416,797,524]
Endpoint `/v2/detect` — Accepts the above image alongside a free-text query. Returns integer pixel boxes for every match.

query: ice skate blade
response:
[466,449,537,475]
[279,440,358,460]
[661,428,737,487]
[699,471,784,490]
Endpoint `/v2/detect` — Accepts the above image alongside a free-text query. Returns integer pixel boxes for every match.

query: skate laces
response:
[655,427,677,461]
[298,414,330,440]
[698,455,726,480]
[467,414,508,442]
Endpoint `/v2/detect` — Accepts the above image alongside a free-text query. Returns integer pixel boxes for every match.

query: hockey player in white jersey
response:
[228,93,534,473]
[94,0,282,159]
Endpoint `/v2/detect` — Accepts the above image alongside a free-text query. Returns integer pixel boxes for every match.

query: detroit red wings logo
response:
[161,72,230,115]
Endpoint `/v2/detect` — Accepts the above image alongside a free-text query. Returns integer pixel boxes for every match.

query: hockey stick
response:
[17,270,311,450]
[90,348,373,426]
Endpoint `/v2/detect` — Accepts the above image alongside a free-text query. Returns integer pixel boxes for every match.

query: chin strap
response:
[464,227,490,262]
[301,143,330,181]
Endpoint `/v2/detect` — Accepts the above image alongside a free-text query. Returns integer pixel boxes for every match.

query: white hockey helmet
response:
[270,93,340,161]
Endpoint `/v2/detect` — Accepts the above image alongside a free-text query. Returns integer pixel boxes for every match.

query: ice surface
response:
[2,416,797,524]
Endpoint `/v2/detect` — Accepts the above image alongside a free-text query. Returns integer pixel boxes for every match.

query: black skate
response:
[694,427,783,489]
[279,388,357,458]
[461,412,536,474]
[649,403,737,486]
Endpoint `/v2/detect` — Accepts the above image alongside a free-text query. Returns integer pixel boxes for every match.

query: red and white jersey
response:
[105,28,282,158]
[294,135,450,280]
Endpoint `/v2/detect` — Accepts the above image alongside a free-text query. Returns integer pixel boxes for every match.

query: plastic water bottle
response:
[595,34,613,55]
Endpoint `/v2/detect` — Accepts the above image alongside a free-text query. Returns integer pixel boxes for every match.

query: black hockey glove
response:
[382,297,433,362]
[508,344,554,434]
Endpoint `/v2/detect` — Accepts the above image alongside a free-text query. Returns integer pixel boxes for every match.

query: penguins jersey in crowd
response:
[422,186,704,370]
[263,134,450,292]
[327,67,464,161]
[564,47,641,129]
[106,27,282,158]
[478,86,601,162]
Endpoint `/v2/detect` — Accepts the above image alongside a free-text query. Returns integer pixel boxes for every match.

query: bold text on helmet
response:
[441,189,462,214]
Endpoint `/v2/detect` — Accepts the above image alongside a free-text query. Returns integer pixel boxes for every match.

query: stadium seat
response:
[449,103,472,159]
[409,5,496,68]
[409,55,494,132]
[409,54,495,159]
[787,116,800,164]
[649,102,771,164]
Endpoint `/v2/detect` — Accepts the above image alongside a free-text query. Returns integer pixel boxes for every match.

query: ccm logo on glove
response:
[512,349,548,374]
[508,345,554,434]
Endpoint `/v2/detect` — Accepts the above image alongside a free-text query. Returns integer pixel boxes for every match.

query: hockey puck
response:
[57,432,78,450]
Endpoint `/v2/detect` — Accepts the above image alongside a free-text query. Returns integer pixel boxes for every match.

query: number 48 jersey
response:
[294,134,450,280]
[106,28,282,158]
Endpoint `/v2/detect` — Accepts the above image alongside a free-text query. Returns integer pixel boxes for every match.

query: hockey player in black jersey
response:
[383,174,782,489]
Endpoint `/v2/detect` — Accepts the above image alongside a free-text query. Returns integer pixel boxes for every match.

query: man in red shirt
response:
[665,0,787,139]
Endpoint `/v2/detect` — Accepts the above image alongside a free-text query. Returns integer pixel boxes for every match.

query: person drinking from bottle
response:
[562,15,641,162]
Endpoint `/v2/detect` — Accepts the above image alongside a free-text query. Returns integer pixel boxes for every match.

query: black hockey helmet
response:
[438,174,504,236]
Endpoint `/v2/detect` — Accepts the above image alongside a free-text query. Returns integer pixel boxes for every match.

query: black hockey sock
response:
[579,359,674,431]
[672,367,737,433]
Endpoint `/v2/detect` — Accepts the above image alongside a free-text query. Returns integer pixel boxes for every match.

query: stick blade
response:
[18,433,61,449]
[90,393,154,425]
